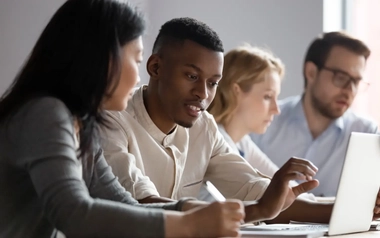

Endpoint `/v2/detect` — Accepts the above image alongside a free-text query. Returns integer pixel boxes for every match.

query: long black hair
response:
[0,0,145,156]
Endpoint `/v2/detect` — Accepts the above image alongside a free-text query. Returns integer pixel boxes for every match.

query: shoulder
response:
[23,96,70,115]
[104,110,138,134]
[105,110,133,124]
[1,97,76,164]
[343,110,378,132]
[12,97,72,128]
[125,86,144,116]
[268,95,301,125]
[278,95,301,111]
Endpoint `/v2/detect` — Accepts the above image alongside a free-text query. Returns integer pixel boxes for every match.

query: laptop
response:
[217,132,380,236]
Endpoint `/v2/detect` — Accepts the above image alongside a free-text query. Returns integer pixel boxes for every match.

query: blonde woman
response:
[208,45,316,202]
[208,45,284,177]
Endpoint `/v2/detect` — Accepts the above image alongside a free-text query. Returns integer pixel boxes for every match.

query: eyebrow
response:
[328,66,362,80]
[184,63,222,78]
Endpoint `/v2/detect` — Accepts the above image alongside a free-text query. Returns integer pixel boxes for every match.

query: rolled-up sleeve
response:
[89,148,184,211]
[100,111,160,200]
[205,129,271,201]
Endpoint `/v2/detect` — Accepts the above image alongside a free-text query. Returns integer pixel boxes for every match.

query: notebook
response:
[241,132,380,236]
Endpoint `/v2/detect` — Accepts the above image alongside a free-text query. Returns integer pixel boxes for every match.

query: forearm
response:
[138,196,203,212]
[266,198,333,224]
[31,157,168,237]
[61,199,166,237]
[164,211,192,238]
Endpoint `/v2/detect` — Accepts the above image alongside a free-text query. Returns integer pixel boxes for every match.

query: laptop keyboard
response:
[288,225,329,231]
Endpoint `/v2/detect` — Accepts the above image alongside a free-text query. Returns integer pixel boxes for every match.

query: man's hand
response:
[256,157,319,220]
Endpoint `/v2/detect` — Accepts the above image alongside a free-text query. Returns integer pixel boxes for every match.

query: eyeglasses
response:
[319,66,370,92]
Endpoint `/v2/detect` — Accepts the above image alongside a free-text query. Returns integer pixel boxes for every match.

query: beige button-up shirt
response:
[101,86,270,200]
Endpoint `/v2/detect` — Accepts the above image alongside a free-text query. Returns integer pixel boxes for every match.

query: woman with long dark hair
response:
[0,0,244,237]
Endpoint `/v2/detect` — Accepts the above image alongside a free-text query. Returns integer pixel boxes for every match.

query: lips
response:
[335,100,348,107]
[185,103,205,117]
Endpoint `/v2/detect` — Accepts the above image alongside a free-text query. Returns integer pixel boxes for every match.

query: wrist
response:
[176,197,197,211]
[182,211,197,237]
[181,200,208,211]
[164,211,193,238]
[244,201,271,222]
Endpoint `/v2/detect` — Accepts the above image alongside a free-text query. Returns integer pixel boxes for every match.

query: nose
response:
[272,100,280,115]
[193,80,209,100]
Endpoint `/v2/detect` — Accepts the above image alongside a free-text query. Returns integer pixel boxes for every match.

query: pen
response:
[205,181,245,225]
[204,181,226,202]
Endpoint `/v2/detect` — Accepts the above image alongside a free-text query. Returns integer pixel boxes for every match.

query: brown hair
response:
[303,31,370,88]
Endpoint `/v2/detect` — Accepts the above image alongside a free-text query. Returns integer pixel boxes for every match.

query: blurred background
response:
[0,0,378,124]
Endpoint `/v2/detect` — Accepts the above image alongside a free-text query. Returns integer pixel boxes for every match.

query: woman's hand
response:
[183,199,244,237]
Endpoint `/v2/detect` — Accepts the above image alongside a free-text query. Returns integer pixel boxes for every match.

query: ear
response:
[233,83,243,98]
[304,61,318,86]
[146,54,161,80]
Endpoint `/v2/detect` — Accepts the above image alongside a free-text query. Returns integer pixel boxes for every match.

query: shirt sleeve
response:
[369,122,379,134]
[88,147,187,211]
[205,128,271,201]
[9,97,173,238]
[100,111,160,200]
[237,136,316,198]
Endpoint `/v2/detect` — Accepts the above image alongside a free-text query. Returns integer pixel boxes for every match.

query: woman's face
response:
[103,36,143,111]
[235,69,281,134]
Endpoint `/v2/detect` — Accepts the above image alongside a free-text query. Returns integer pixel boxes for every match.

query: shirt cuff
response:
[175,197,197,211]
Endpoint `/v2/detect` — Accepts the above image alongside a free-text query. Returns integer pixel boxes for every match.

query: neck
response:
[143,84,176,134]
[302,93,333,139]
[223,115,248,143]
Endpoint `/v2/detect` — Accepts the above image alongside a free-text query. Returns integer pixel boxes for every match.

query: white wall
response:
[0,0,148,96]
[0,0,323,98]
[0,0,66,95]
[142,0,323,99]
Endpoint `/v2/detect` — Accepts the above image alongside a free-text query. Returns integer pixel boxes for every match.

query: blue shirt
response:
[251,95,378,196]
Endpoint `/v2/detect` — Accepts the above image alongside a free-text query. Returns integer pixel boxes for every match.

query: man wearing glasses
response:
[251,31,378,197]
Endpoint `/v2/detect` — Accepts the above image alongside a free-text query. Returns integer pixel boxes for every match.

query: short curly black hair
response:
[152,17,224,53]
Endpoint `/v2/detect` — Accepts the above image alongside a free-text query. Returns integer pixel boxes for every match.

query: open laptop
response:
[229,132,380,236]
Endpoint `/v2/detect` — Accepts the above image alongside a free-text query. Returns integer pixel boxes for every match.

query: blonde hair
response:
[208,44,285,125]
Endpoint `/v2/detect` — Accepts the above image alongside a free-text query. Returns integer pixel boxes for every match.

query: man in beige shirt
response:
[104,86,270,201]
[101,17,380,223]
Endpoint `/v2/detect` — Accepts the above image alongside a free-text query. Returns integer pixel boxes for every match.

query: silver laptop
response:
[241,132,380,236]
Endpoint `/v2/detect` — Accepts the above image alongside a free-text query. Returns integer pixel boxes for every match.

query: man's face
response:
[150,40,223,128]
[307,46,366,119]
